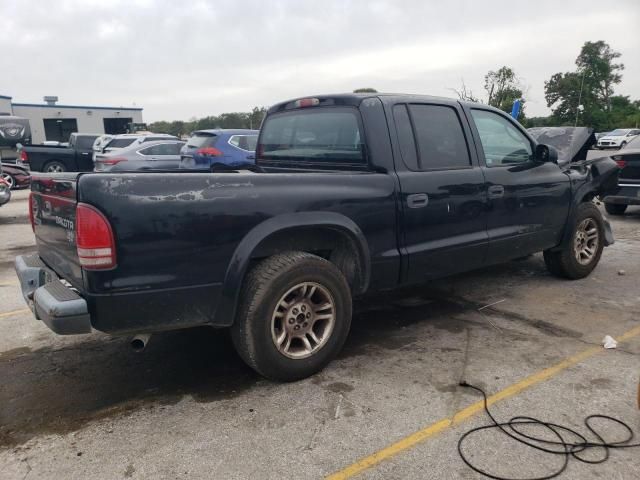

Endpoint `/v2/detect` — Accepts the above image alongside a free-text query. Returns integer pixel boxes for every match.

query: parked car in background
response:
[94,139,185,172]
[92,134,114,161]
[1,163,30,189]
[0,115,31,163]
[603,134,640,215]
[98,133,179,157]
[18,133,100,172]
[595,132,610,141]
[180,129,258,169]
[597,129,640,149]
[0,173,10,207]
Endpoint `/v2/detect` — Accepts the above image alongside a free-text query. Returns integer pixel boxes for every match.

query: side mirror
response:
[535,144,558,164]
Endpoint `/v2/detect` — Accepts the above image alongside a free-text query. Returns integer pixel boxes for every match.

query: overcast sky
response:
[2,0,639,122]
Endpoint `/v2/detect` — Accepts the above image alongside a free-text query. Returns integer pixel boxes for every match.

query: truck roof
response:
[267,93,490,114]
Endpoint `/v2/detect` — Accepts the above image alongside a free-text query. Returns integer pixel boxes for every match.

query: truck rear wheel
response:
[44,161,67,173]
[543,202,605,279]
[231,251,352,381]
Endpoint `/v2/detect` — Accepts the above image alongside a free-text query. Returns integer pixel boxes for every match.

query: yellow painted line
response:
[0,308,30,319]
[327,324,640,480]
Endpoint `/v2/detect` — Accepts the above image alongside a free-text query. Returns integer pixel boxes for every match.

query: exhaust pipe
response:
[131,333,151,352]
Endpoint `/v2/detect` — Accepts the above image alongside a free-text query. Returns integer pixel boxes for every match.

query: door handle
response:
[488,185,505,199]
[407,193,429,208]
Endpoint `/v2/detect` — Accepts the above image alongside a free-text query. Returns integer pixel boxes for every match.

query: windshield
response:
[608,129,630,136]
[105,138,136,149]
[258,108,365,165]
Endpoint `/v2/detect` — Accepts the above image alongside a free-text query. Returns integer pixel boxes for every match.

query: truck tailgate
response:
[31,174,84,288]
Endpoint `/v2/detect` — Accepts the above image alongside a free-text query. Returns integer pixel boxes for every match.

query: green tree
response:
[451,67,525,120]
[545,40,626,129]
[484,66,525,116]
[353,88,378,93]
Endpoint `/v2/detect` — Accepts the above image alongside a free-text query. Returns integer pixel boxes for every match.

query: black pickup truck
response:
[18,133,99,172]
[15,94,619,381]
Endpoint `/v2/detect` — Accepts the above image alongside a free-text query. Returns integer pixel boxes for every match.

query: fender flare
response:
[212,212,371,326]
[553,182,613,251]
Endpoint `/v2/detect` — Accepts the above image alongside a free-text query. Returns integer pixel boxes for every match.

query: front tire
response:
[231,251,352,381]
[544,202,605,279]
[605,203,627,216]
[1,173,15,189]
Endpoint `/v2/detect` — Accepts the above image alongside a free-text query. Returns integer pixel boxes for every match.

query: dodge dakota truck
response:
[15,93,619,381]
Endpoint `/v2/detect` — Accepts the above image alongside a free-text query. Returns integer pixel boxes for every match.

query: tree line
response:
[149,106,267,138]
[451,40,639,131]
[149,40,638,136]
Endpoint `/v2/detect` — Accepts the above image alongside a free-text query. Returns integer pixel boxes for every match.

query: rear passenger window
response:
[393,104,471,170]
[393,105,419,170]
[409,105,471,169]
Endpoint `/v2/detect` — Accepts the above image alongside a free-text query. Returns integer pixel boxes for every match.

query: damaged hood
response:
[527,127,596,166]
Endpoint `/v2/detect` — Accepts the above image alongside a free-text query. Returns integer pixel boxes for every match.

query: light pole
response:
[575,69,586,127]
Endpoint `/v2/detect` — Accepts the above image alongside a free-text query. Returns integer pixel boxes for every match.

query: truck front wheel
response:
[231,251,352,381]
[543,202,605,279]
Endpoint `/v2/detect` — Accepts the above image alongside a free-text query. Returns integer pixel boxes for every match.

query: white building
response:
[0,94,144,144]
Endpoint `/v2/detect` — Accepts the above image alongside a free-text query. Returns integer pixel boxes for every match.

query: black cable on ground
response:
[457,381,640,480]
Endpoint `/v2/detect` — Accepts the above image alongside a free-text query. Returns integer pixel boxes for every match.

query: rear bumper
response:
[604,185,640,206]
[604,195,640,206]
[15,254,91,335]
[15,253,225,335]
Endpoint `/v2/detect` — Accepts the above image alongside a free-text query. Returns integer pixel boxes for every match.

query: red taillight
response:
[615,160,627,169]
[196,147,223,157]
[20,150,28,163]
[76,203,116,270]
[28,192,35,232]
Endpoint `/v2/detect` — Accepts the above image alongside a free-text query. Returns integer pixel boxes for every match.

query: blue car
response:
[180,129,259,169]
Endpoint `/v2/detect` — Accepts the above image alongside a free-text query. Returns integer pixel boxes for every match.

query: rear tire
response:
[43,161,67,173]
[544,202,605,279]
[231,251,352,382]
[605,203,627,216]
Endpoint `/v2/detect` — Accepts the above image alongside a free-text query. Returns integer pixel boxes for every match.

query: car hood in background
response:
[527,127,596,166]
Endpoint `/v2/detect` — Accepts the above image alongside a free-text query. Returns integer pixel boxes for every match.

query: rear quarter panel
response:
[77,172,399,325]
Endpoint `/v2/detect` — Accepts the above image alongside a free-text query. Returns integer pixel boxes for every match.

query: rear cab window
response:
[257,107,366,169]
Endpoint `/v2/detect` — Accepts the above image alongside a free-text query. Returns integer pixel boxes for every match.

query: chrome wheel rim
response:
[1,173,13,188]
[46,164,63,173]
[271,282,335,359]
[574,218,599,265]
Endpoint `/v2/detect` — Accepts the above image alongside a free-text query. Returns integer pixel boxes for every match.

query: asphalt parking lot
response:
[1,188,639,479]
